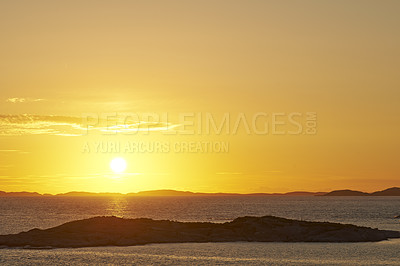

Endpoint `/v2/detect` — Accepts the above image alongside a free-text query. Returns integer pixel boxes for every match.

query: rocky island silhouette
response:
[0,215,399,248]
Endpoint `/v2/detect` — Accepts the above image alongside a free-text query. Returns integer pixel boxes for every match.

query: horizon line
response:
[1,187,399,197]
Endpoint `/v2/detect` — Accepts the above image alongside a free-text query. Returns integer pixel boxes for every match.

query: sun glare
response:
[110,158,127,173]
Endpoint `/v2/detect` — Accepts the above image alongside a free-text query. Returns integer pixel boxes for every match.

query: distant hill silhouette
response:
[129,190,327,197]
[57,191,123,197]
[129,190,209,196]
[322,187,400,196]
[0,191,41,197]
[0,189,326,197]
[0,187,399,197]
[370,187,400,196]
[323,190,369,196]
[283,191,327,196]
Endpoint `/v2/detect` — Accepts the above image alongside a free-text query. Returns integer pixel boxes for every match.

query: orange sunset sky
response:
[0,0,399,194]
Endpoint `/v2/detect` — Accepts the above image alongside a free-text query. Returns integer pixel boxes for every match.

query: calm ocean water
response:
[0,196,400,265]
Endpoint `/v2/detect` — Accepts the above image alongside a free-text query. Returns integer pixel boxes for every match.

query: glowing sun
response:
[110,157,127,173]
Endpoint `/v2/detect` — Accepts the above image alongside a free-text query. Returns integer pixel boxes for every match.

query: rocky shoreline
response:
[0,216,399,248]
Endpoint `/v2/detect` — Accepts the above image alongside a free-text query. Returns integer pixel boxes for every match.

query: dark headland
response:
[1,216,399,248]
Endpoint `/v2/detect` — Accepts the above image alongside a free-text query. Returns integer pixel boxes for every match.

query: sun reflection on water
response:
[105,197,129,217]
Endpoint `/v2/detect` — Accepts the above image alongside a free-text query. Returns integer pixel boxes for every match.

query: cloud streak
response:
[0,114,179,136]
[0,150,30,154]
[6,98,45,103]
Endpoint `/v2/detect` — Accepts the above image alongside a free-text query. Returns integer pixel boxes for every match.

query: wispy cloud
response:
[6,98,45,103]
[216,172,243,175]
[216,171,282,175]
[0,114,179,136]
[0,114,84,136]
[0,150,30,154]
[99,121,179,134]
